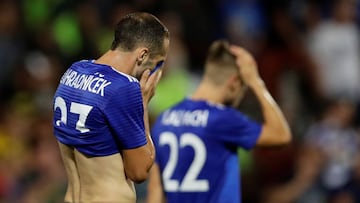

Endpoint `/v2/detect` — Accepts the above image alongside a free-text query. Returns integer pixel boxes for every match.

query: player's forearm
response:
[123,104,155,183]
[249,79,291,145]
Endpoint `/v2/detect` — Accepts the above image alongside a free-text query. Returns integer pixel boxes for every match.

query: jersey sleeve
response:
[103,82,147,149]
[210,109,262,150]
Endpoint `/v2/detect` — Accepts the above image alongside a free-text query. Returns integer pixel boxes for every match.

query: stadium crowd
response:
[0,0,360,202]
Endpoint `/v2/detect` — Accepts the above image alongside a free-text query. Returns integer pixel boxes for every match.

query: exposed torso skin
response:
[59,142,136,203]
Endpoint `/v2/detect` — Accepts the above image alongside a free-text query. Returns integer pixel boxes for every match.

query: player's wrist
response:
[143,102,149,111]
[142,94,152,104]
[247,78,264,89]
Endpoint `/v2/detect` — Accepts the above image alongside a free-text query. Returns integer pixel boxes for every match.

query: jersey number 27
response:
[54,96,93,133]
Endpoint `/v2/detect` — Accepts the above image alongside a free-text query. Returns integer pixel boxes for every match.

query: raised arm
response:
[230,46,291,146]
[122,70,162,183]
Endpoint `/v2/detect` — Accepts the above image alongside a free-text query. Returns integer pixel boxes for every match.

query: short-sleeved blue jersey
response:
[53,60,146,156]
[152,98,262,203]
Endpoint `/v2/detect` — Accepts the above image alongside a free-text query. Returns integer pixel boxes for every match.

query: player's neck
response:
[191,82,225,105]
[95,50,136,75]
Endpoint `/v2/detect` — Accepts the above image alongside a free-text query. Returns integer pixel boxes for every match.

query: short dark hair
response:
[204,40,238,85]
[111,12,169,56]
[205,40,237,65]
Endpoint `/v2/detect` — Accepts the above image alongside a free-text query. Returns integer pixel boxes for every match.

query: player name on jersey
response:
[60,69,112,97]
[161,109,209,127]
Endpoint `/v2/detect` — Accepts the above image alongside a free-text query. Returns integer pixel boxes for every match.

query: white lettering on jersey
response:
[162,110,209,127]
[60,69,112,97]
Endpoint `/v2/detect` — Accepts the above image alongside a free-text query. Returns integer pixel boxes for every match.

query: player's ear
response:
[136,48,149,66]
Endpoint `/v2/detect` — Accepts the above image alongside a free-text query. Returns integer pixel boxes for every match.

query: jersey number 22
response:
[159,132,209,192]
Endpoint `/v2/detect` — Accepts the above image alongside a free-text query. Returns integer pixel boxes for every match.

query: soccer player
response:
[53,12,169,203]
[147,40,291,203]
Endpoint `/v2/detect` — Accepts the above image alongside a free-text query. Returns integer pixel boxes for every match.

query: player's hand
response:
[229,45,261,87]
[140,69,162,103]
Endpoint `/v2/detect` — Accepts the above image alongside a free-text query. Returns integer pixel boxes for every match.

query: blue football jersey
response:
[152,98,262,203]
[53,60,146,156]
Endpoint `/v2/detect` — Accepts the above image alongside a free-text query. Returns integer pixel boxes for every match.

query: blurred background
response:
[1,0,360,202]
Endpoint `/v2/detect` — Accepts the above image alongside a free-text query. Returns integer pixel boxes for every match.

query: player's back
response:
[53,60,145,202]
[53,59,144,156]
[152,99,261,203]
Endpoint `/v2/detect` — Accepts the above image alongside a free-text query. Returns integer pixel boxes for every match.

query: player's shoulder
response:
[156,99,185,119]
[71,59,139,83]
[157,99,231,117]
[206,103,249,124]
[154,98,231,126]
[153,99,188,123]
[105,65,139,84]
[60,59,141,99]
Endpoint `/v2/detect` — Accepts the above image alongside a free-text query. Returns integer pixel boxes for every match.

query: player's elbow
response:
[257,125,292,146]
[123,145,155,183]
[124,156,155,183]
[126,165,153,183]
[271,125,292,145]
[280,121,293,142]
[278,130,292,145]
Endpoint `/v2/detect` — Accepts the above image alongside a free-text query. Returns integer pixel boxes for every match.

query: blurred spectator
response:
[261,99,360,203]
[8,115,66,203]
[0,99,35,201]
[23,52,62,112]
[0,0,24,102]
[304,99,359,202]
[307,0,360,103]
[346,154,360,203]
[257,2,322,134]
[261,146,325,203]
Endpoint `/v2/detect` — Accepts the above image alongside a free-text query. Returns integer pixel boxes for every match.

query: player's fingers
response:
[230,45,253,60]
[229,45,246,57]
[230,45,255,64]
[140,69,151,88]
[148,69,162,84]
[143,70,158,92]
[143,70,161,100]
[155,70,163,85]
